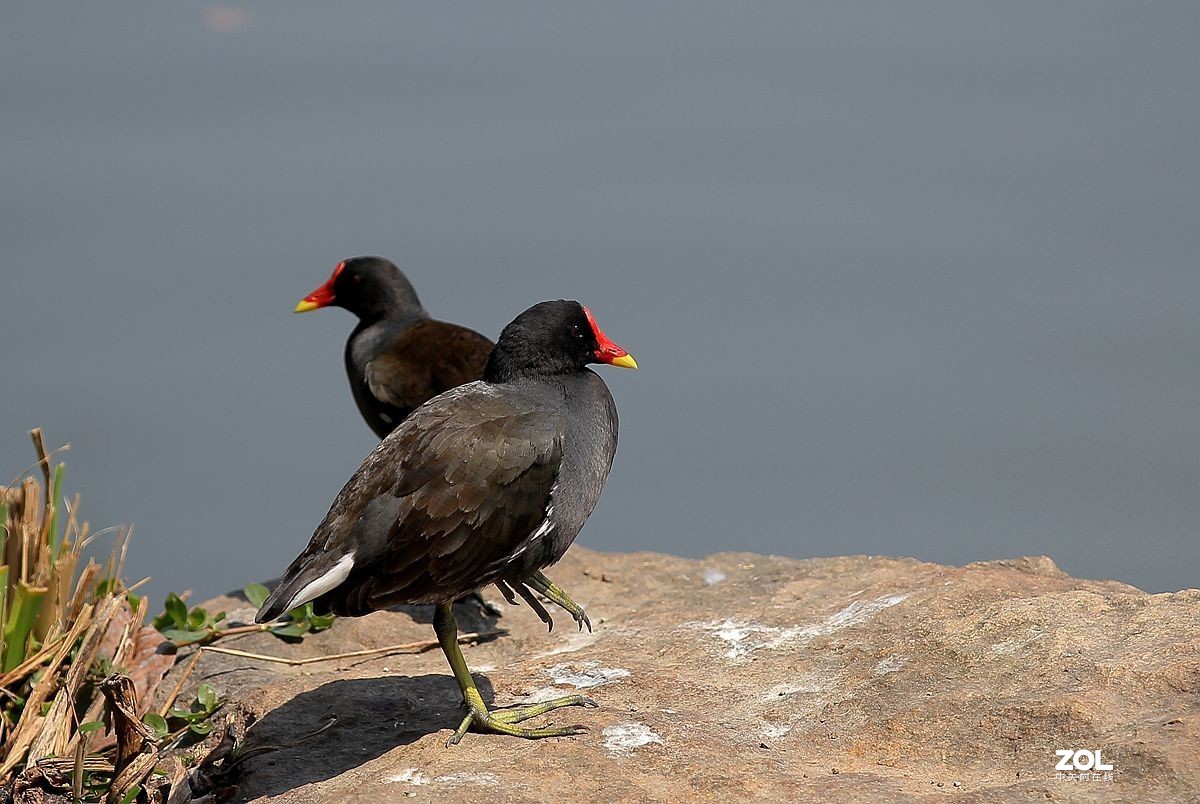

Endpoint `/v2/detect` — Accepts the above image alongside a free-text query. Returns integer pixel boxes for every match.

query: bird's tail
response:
[253,552,356,623]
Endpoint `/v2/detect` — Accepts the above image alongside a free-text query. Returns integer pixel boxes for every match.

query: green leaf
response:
[269,622,309,638]
[197,683,216,711]
[169,707,199,722]
[159,628,206,645]
[189,720,214,736]
[308,612,336,631]
[186,607,208,630]
[243,582,270,609]
[163,594,187,627]
[3,582,49,673]
[119,784,142,804]
[142,713,169,739]
[78,720,105,734]
[0,565,8,670]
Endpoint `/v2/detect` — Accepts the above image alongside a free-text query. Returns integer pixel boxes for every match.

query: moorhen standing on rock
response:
[257,300,637,744]
[294,256,493,438]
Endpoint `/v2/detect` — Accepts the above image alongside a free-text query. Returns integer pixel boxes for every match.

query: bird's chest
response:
[541,385,619,557]
[346,323,397,377]
[345,325,410,434]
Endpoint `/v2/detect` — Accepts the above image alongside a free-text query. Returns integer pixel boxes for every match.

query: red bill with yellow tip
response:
[584,306,637,369]
[294,261,345,313]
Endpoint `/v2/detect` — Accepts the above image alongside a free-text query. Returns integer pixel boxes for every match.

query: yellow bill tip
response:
[610,353,638,370]
[293,299,321,313]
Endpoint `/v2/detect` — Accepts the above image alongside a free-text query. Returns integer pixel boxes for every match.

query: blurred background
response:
[2,3,1197,603]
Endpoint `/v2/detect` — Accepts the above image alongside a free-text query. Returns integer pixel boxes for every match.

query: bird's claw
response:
[573,609,592,633]
[524,572,591,632]
[498,573,592,632]
[511,583,554,631]
[494,581,519,606]
[456,590,502,619]
[445,694,596,746]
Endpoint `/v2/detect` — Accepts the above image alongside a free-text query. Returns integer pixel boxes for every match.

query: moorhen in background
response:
[294,256,493,438]
[257,299,637,744]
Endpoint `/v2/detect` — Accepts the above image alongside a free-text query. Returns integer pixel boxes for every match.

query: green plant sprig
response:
[152,585,335,648]
[142,682,223,743]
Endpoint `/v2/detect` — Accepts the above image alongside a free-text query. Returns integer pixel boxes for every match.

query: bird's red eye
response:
[569,324,584,338]
[352,274,363,284]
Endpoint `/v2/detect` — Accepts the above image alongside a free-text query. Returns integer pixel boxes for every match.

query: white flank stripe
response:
[287,553,355,611]
[529,478,559,542]
[529,506,555,541]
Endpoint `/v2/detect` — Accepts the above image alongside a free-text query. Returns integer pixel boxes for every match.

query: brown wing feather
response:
[306,386,564,615]
[364,320,492,414]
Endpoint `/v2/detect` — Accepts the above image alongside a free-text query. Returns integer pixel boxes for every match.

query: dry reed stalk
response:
[0,630,71,690]
[199,629,502,666]
[0,602,97,775]
[67,557,101,622]
[158,649,204,718]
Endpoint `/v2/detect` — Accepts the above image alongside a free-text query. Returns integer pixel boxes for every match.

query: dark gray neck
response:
[355,296,428,328]
[484,346,583,384]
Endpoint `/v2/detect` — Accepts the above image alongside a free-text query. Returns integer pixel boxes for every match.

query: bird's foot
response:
[457,590,503,618]
[446,695,596,746]
[495,575,590,632]
[527,571,592,632]
[512,583,555,631]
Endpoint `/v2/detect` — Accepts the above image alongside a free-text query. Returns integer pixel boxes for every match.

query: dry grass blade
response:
[233,713,338,766]
[159,649,204,718]
[29,428,52,489]
[0,631,71,690]
[199,629,504,666]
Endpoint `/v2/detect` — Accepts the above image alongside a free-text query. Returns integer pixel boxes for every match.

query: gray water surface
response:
[2,3,1197,604]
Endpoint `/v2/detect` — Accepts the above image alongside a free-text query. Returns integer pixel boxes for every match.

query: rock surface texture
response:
[189,548,1199,802]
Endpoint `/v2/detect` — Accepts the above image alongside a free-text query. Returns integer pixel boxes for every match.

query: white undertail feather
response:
[286,553,356,612]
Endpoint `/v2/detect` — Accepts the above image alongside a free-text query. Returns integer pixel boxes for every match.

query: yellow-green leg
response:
[433,603,595,747]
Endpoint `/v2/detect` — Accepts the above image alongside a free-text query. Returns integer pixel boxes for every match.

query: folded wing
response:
[256,385,563,622]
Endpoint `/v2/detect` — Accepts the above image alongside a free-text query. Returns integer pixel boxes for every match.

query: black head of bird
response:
[294,256,425,321]
[484,299,638,382]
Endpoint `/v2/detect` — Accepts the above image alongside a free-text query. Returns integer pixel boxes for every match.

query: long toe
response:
[482,718,589,740]
[490,694,598,725]
[445,695,598,745]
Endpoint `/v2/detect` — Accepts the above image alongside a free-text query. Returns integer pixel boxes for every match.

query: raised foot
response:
[526,572,593,633]
[445,695,597,747]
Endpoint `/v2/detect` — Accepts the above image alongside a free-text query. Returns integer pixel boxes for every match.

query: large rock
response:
[186,548,1199,802]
